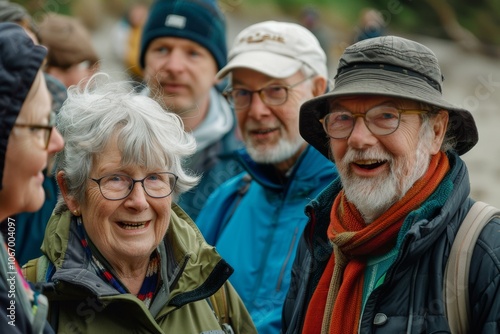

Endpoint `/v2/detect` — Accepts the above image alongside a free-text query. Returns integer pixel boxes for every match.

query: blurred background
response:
[11,0,500,207]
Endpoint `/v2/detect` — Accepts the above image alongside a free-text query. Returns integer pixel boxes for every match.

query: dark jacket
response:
[282,152,500,333]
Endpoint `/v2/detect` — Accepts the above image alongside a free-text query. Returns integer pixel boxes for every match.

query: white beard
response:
[246,135,306,164]
[338,123,435,223]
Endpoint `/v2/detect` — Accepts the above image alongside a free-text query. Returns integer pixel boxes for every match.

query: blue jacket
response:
[282,152,500,333]
[197,146,337,334]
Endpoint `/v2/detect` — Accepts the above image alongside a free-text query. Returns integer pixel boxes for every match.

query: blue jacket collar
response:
[235,145,335,191]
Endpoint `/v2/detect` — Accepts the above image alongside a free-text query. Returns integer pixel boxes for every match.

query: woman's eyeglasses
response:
[90,172,178,201]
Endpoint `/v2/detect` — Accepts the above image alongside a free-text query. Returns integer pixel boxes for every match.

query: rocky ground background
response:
[91,10,500,208]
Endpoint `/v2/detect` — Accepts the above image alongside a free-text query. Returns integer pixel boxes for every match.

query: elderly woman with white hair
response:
[24,74,256,333]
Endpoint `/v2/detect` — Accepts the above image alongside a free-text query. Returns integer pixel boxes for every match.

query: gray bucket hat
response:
[300,35,478,158]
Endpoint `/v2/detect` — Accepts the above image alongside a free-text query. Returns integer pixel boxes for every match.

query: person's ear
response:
[430,110,449,154]
[312,76,327,97]
[57,171,81,215]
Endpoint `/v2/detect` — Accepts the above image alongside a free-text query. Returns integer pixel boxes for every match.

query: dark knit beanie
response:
[139,0,227,70]
[0,22,47,189]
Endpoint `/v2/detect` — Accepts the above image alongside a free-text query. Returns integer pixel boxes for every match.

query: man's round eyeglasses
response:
[320,105,429,139]
[90,172,178,201]
[223,75,313,111]
[13,112,55,149]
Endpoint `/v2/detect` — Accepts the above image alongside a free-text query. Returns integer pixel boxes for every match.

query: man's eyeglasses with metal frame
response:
[223,75,314,111]
[320,105,429,139]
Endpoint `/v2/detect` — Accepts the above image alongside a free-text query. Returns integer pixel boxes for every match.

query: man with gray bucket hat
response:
[282,35,500,333]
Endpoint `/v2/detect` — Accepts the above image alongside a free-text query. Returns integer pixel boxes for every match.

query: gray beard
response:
[339,125,434,223]
[246,135,306,164]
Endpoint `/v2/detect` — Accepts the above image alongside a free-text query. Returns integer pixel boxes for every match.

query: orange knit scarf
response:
[303,152,449,334]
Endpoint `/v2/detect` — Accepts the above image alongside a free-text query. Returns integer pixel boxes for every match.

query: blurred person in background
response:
[0,0,38,41]
[110,0,151,89]
[353,7,386,42]
[299,5,334,70]
[196,21,337,334]
[0,22,64,333]
[139,0,243,220]
[38,12,100,88]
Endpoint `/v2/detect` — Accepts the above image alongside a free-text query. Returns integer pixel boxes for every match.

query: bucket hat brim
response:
[300,68,478,158]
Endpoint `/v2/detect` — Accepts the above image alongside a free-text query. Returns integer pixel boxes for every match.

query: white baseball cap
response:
[216,20,328,80]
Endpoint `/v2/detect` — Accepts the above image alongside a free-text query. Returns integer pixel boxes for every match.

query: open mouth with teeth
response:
[118,221,150,230]
[353,159,387,170]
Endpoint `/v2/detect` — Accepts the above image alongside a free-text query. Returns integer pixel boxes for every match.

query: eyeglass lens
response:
[226,75,313,110]
[96,173,177,200]
[229,86,288,110]
[323,106,404,139]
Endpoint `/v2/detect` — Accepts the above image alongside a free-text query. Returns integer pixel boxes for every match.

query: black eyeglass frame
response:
[90,172,179,201]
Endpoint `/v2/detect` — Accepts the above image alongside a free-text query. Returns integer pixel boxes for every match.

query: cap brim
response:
[216,51,303,79]
[300,69,478,158]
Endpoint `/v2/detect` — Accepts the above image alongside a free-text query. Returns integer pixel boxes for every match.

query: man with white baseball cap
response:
[196,21,338,334]
[216,20,328,80]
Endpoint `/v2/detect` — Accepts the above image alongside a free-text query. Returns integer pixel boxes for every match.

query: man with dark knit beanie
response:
[139,0,243,220]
